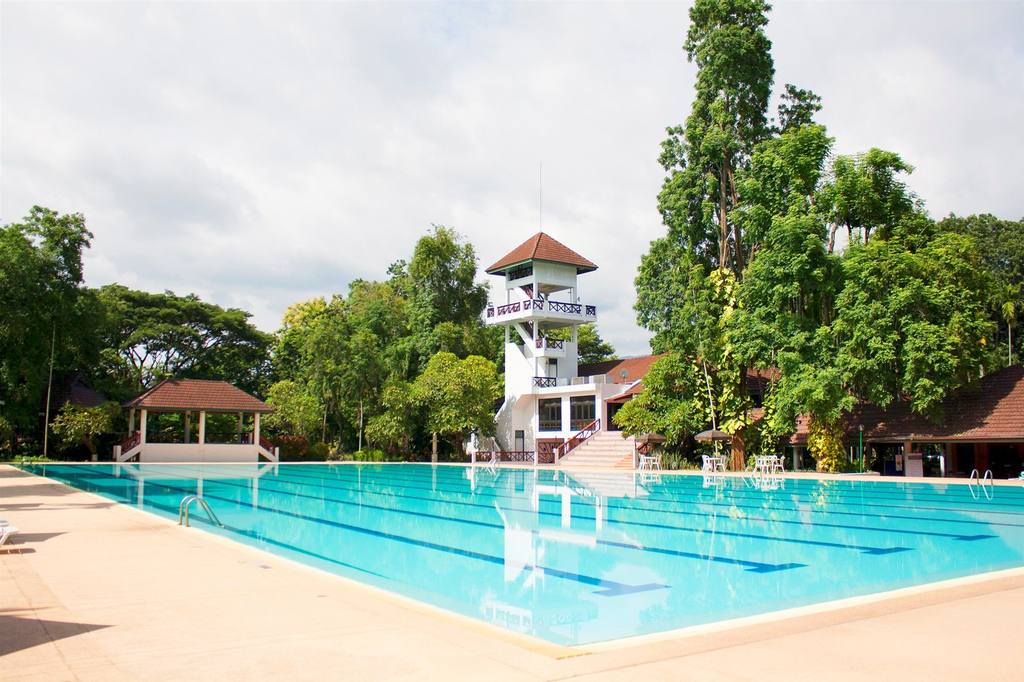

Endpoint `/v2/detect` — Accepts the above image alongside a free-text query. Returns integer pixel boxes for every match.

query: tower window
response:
[569,396,596,430]
[538,399,562,432]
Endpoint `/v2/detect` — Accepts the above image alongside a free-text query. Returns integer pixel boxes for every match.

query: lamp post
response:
[858,424,864,473]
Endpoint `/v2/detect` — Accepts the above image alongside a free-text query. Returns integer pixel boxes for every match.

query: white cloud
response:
[3,1,1022,356]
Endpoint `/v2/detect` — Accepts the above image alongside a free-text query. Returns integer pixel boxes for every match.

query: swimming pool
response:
[21,463,1024,645]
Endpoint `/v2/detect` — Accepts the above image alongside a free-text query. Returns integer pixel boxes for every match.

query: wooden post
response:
[431,432,438,464]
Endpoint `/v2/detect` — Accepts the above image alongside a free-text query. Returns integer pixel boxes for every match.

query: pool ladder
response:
[968,469,994,500]
[178,495,223,527]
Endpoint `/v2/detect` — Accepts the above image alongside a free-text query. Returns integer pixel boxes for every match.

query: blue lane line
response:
[270,464,1024,528]
[279,464,1024,513]
[212,464,998,543]
[166,464,911,556]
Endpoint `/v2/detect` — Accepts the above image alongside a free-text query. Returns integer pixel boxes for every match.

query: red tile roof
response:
[607,380,645,404]
[124,379,273,413]
[486,232,597,274]
[789,365,1024,444]
[579,354,665,385]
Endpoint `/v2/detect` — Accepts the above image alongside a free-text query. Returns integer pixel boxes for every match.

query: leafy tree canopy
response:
[636,1,999,472]
[413,352,501,455]
[95,284,272,397]
[0,207,98,432]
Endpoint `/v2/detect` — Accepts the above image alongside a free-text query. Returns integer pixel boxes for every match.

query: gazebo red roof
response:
[790,364,1024,444]
[124,379,273,413]
[486,232,597,275]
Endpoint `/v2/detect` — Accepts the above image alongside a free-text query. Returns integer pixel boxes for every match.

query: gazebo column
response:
[254,412,261,449]
[140,409,148,444]
[128,408,136,434]
[184,411,191,444]
[198,411,206,445]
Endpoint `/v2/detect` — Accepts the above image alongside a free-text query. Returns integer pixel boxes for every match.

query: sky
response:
[3,1,1023,356]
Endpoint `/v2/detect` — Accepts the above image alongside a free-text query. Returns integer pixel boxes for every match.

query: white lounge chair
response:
[0,524,19,547]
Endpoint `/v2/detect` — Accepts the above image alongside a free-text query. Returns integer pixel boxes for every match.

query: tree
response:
[637,4,1000,472]
[832,226,994,417]
[365,380,419,454]
[0,207,97,442]
[820,149,916,253]
[389,225,493,374]
[655,0,775,273]
[95,285,272,395]
[612,354,712,448]
[51,401,119,460]
[263,380,321,440]
[413,352,500,458]
[939,214,1024,367]
[776,84,822,133]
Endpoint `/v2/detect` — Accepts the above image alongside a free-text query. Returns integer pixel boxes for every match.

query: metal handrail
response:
[982,469,994,500]
[178,495,223,527]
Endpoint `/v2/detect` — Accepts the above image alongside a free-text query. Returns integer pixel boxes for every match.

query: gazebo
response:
[115,379,278,463]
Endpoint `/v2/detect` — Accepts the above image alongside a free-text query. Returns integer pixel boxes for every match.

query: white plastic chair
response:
[0,523,19,547]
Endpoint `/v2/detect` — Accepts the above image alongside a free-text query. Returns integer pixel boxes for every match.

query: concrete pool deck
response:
[2,464,1024,681]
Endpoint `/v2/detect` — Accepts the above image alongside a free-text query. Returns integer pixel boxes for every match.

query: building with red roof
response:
[116,379,277,463]
[788,365,1024,477]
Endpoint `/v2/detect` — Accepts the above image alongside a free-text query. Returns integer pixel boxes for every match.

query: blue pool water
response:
[21,463,1024,645]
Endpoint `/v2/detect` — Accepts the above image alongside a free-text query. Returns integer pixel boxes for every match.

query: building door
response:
[988,443,1020,478]
[954,444,975,476]
[607,402,623,431]
[514,430,525,452]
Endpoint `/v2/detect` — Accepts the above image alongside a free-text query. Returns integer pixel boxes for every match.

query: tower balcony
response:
[485,298,597,326]
[534,337,566,358]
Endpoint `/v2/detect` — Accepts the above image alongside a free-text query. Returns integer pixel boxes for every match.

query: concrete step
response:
[558,431,637,468]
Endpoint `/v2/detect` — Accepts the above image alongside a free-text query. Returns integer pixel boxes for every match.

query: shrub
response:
[272,435,310,460]
[307,442,331,460]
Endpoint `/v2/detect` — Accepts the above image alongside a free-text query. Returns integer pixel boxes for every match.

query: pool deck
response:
[3,463,1024,681]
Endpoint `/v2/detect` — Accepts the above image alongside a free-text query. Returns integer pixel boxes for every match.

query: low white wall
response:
[139,443,259,463]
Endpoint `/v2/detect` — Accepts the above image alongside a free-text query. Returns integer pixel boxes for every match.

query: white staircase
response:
[558,430,635,469]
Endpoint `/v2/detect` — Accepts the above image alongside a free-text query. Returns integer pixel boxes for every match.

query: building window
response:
[538,399,562,432]
[514,430,525,451]
[569,396,596,431]
[507,264,533,281]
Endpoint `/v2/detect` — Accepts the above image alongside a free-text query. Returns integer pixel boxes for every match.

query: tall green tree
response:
[656,0,775,272]
[95,285,272,396]
[388,225,494,374]
[0,207,98,442]
[938,213,1024,367]
[414,352,500,458]
[637,4,1000,471]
